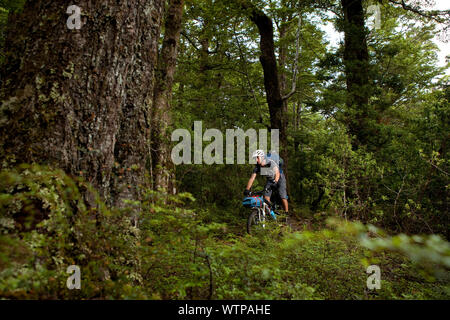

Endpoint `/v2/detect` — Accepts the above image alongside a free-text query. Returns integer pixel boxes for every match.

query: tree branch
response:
[388,0,450,24]
[181,31,220,54]
[233,21,261,111]
[181,31,200,50]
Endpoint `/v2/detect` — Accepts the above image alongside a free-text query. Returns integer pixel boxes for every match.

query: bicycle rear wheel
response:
[247,208,266,235]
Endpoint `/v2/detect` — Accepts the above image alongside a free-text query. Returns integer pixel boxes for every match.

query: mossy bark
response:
[0,0,164,207]
[151,0,184,193]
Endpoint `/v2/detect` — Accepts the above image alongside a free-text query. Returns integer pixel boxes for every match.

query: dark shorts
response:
[263,173,287,199]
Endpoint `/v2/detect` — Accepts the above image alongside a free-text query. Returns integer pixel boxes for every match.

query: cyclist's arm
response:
[246,173,257,190]
[274,166,280,183]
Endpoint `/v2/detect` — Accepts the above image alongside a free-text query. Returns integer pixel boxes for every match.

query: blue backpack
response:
[266,151,284,174]
[242,196,264,208]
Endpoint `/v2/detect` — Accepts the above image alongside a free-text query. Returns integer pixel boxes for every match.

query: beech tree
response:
[151,0,184,193]
[0,0,164,207]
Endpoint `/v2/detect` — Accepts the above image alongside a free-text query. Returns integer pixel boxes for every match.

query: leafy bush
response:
[0,164,225,299]
[0,164,144,299]
[0,165,448,300]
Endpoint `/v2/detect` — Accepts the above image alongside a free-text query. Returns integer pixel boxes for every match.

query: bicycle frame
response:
[258,202,269,228]
[256,199,276,227]
[244,189,281,233]
[243,191,281,234]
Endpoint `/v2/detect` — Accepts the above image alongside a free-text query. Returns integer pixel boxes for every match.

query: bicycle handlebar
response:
[248,190,264,196]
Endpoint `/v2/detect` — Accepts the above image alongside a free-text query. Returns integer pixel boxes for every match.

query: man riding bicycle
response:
[244,150,289,215]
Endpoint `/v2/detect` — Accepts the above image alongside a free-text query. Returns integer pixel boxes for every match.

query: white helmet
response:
[252,149,265,159]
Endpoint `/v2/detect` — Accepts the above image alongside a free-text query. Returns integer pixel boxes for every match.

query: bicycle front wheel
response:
[247,208,266,235]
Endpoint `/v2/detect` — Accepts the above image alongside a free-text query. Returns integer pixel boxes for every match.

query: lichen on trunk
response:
[0,0,164,208]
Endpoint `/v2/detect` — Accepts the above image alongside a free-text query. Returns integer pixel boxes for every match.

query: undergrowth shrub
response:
[0,164,225,299]
[0,164,448,300]
[0,164,143,299]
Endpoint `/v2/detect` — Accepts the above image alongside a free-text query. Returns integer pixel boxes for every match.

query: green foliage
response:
[0,0,448,301]
[1,165,447,300]
[137,189,226,299]
[173,0,448,239]
[329,217,450,297]
[0,0,26,64]
[208,220,449,299]
[0,0,26,12]
[0,164,142,299]
[291,117,381,220]
[0,6,8,65]
[208,228,363,299]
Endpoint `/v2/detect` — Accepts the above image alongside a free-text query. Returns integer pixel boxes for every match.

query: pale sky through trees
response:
[320,0,449,75]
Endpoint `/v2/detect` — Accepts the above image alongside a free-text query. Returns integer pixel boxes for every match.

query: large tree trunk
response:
[246,5,289,193]
[234,1,289,187]
[151,0,184,193]
[248,9,283,135]
[0,0,164,207]
[341,0,371,147]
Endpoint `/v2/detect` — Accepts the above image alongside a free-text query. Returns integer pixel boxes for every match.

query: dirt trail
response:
[284,214,315,232]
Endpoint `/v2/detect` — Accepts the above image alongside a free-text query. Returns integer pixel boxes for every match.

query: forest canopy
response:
[0,0,448,300]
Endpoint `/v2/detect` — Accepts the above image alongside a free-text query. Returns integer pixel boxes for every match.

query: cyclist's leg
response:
[263,181,273,205]
[281,199,288,212]
[278,174,288,213]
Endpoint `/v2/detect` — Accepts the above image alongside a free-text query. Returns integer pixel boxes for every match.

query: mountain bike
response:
[242,188,283,234]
